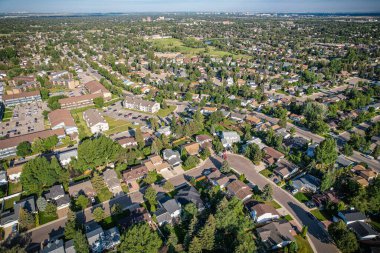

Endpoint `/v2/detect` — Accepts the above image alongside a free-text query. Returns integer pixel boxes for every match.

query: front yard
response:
[156,105,176,117]
[310,209,331,222]
[8,182,22,195]
[294,192,311,203]
[294,235,314,253]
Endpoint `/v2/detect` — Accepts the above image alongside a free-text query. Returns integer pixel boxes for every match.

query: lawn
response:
[3,195,21,210]
[310,209,330,222]
[265,200,282,209]
[2,107,13,122]
[294,192,311,203]
[259,169,273,178]
[156,105,176,117]
[8,182,22,195]
[71,111,92,139]
[283,214,294,221]
[39,211,58,225]
[294,235,314,253]
[150,38,250,59]
[104,116,135,136]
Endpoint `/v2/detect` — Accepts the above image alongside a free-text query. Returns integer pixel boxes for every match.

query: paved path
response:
[226,153,339,253]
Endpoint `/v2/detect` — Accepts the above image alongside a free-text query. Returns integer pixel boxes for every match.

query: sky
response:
[0,0,379,13]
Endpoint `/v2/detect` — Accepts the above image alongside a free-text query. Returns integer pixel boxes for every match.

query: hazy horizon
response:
[1,0,380,14]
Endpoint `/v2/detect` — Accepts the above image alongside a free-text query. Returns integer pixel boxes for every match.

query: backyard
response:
[104,116,135,136]
[156,105,176,117]
[8,182,22,195]
[294,235,314,253]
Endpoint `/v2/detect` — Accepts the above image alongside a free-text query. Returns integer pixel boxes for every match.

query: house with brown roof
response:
[206,170,237,189]
[183,142,201,156]
[3,90,41,106]
[84,80,112,100]
[0,128,65,159]
[59,93,102,109]
[117,137,138,148]
[263,147,285,165]
[226,180,253,201]
[68,180,96,198]
[195,135,213,149]
[257,220,295,250]
[48,109,78,135]
[143,155,170,173]
[245,115,262,125]
[200,107,217,115]
[244,201,280,223]
[274,159,299,179]
[122,165,148,183]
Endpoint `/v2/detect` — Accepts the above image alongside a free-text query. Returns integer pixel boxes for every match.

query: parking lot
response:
[0,101,47,137]
[102,101,154,126]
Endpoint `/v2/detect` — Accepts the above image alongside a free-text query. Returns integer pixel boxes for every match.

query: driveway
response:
[226,153,338,253]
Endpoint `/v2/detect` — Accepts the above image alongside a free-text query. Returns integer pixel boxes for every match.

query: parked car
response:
[291,189,298,195]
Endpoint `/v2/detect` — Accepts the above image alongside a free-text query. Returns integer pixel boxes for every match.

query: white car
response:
[292,189,298,195]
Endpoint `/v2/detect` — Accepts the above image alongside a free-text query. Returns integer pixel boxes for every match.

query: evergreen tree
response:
[220,160,231,174]
[64,210,77,240]
[73,230,90,253]
[199,215,216,251]
[118,223,162,253]
[188,236,202,253]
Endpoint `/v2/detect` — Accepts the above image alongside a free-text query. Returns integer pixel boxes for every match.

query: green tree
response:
[163,181,174,192]
[93,97,104,108]
[75,195,89,210]
[199,214,216,251]
[212,139,224,154]
[328,221,358,253]
[118,223,162,253]
[92,207,105,222]
[16,141,32,157]
[44,203,57,218]
[144,186,157,212]
[343,143,354,156]
[301,225,308,238]
[111,203,122,215]
[373,145,380,159]
[220,160,231,174]
[315,137,338,166]
[262,184,273,201]
[64,210,77,240]
[144,171,158,185]
[20,157,68,195]
[18,208,35,231]
[135,128,145,149]
[189,236,202,253]
[183,156,200,170]
[200,147,211,160]
[73,230,90,253]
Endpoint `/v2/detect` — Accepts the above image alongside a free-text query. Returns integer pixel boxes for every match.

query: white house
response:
[83,109,109,134]
[221,131,240,148]
[57,149,78,166]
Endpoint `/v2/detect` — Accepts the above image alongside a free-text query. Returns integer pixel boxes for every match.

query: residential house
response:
[263,147,284,165]
[64,240,75,253]
[207,170,236,189]
[3,90,42,106]
[122,165,148,184]
[0,196,36,231]
[44,184,71,210]
[274,159,299,179]
[162,149,182,167]
[284,136,309,149]
[119,207,153,228]
[245,200,280,224]
[245,115,262,125]
[0,128,65,159]
[338,210,367,225]
[0,171,7,185]
[195,134,213,149]
[156,126,171,137]
[292,174,320,193]
[312,191,340,208]
[143,155,170,173]
[226,180,253,202]
[124,96,160,113]
[103,169,122,196]
[256,220,295,250]
[85,221,105,253]
[306,143,318,157]
[68,180,96,198]
[348,221,379,240]
[200,107,217,115]
[221,131,241,148]
[56,148,78,166]
[230,112,245,123]
[59,93,102,109]
[48,109,78,135]
[84,80,112,100]
[117,137,137,148]
[276,128,290,139]
[175,186,205,212]
[183,142,201,156]
[6,165,23,182]
[336,154,354,168]
[83,109,109,134]
[289,113,304,123]
[40,239,65,253]
[154,195,181,226]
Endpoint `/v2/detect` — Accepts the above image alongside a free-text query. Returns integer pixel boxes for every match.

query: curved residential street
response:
[226,154,339,253]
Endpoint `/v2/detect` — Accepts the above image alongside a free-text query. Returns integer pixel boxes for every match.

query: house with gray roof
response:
[103,169,122,196]
[154,195,181,226]
[221,131,240,148]
[162,149,182,167]
[0,196,36,231]
[257,220,295,250]
[44,184,70,210]
[56,148,78,166]
[348,221,379,240]
[175,186,204,212]
[338,210,367,225]
[292,174,321,193]
[40,239,65,253]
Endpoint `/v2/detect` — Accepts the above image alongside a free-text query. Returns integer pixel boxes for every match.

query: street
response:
[226,154,338,253]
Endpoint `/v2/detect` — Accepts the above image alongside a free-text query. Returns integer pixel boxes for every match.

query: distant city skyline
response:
[1,0,380,13]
